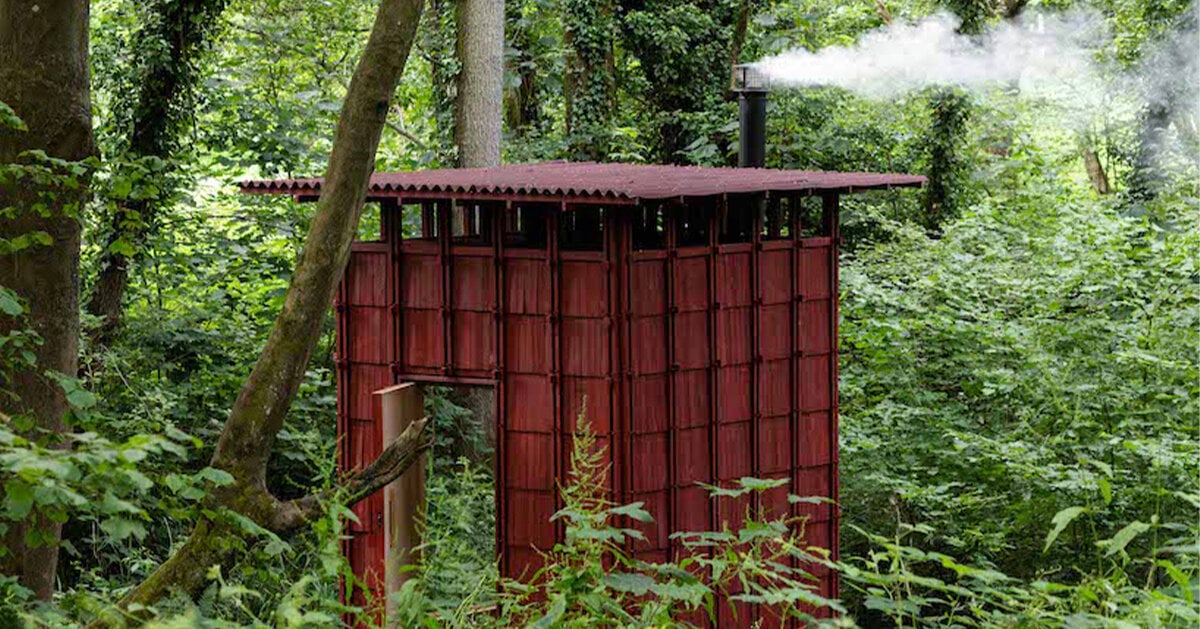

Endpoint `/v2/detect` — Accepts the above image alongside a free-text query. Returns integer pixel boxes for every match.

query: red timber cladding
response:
[337,194,840,626]
[339,237,393,617]
[387,204,618,581]
[621,195,841,628]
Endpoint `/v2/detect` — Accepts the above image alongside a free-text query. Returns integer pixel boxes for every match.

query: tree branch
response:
[269,417,431,531]
[875,0,893,25]
[386,104,428,148]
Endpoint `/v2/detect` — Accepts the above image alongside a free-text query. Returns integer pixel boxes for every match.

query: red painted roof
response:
[240,161,925,202]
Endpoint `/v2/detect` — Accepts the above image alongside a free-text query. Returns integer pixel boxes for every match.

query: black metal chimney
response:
[734,64,768,168]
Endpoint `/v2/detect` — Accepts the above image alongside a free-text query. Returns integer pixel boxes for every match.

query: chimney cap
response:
[733,64,769,92]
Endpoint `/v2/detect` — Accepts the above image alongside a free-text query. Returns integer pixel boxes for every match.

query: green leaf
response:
[100,517,147,542]
[531,595,566,629]
[1173,491,1200,510]
[47,371,96,409]
[111,177,133,200]
[602,571,655,595]
[1102,520,1150,557]
[0,101,27,131]
[1157,559,1194,603]
[4,481,34,518]
[1097,478,1112,506]
[108,239,136,257]
[738,477,789,491]
[1044,506,1086,553]
[197,467,234,486]
[608,501,654,522]
[0,288,23,316]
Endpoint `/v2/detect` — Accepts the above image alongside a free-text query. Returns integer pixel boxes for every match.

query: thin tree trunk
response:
[505,0,541,135]
[728,0,752,92]
[923,88,969,233]
[1127,102,1171,202]
[422,0,458,159]
[875,0,894,24]
[85,0,230,348]
[101,0,428,616]
[1081,146,1112,195]
[0,0,95,600]
[454,0,504,167]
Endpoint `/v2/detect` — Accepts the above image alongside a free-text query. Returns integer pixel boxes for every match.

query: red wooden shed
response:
[243,161,924,625]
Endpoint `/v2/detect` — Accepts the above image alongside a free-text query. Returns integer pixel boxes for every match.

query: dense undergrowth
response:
[2,183,1195,627]
[1,0,1197,625]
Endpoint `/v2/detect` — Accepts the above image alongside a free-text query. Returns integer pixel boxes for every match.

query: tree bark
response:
[923,88,970,233]
[727,0,752,92]
[1081,145,1112,195]
[504,0,542,135]
[103,419,430,624]
[1127,101,1171,202]
[85,0,230,348]
[101,0,428,615]
[454,0,504,167]
[0,0,95,600]
[563,0,614,161]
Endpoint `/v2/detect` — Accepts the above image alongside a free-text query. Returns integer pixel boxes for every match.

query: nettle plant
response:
[398,411,1196,629]
[395,416,844,629]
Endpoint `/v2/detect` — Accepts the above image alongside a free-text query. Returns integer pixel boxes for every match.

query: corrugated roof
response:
[240,161,925,202]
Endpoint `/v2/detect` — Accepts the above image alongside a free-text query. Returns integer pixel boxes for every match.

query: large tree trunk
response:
[85,0,230,348]
[454,0,503,167]
[102,0,429,616]
[0,0,95,600]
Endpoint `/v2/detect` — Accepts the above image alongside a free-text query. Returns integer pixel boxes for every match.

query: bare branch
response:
[386,106,428,148]
[269,417,431,531]
[875,0,893,25]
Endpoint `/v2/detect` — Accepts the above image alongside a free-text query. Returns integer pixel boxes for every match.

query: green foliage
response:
[419,458,498,613]
[838,182,1198,616]
[4,1,1197,626]
[486,419,843,627]
[563,0,616,159]
[923,87,973,231]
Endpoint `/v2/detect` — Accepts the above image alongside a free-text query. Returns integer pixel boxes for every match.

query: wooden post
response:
[374,382,426,614]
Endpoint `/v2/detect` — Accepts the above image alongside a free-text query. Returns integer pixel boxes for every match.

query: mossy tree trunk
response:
[564,0,615,161]
[85,0,231,348]
[102,0,430,618]
[0,0,96,600]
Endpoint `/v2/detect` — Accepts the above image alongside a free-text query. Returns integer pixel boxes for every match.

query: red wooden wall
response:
[335,194,840,626]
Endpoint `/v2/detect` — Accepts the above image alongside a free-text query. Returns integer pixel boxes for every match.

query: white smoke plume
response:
[755,8,1190,102]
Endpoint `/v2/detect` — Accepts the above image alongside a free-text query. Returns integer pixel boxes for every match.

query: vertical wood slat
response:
[389,201,404,380]
[824,193,841,600]
[664,206,677,559]
[621,218,634,533]
[787,194,802,629]
[703,199,719,538]
[749,196,762,514]
[604,211,624,511]
[494,203,508,577]
[705,199,720,629]
[438,201,453,376]
[748,195,763,624]
[549,209,564,540]
[335,259,350,617]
